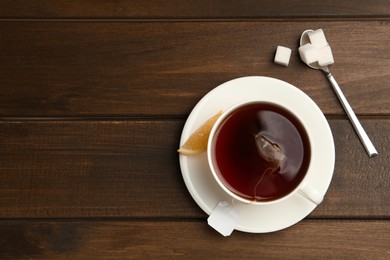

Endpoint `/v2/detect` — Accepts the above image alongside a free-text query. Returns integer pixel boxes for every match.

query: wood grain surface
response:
[0,21,389,117]
[0,1,389,258]
[0,220,389,259]
[0,0,389,18]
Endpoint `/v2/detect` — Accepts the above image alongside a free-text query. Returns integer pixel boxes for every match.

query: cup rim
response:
[207,100,314,205]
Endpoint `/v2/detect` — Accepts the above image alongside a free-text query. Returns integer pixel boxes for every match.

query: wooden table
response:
[0,1,389,258]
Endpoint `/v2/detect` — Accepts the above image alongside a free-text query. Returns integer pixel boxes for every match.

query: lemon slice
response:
[178,111,223,155]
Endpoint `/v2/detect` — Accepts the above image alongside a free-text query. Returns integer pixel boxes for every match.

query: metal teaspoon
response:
[300,30,378,158]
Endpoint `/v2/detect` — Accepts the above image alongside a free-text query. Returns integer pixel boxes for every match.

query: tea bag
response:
[208,201,239,236]
[254,132,286,168]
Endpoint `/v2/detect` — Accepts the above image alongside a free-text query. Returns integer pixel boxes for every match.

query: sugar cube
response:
[274,46,292,66]
[318,45,335,66]
[298,43,319,65]
[308,29,328,48]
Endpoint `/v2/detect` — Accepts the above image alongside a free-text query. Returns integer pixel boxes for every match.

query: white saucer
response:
[179,76,335,233]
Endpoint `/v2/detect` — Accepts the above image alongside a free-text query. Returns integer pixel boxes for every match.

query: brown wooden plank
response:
[0,0,389,18]
[0,21,389,117]
[0,119,388,218]
[324,119,390,218]
[0,220,389,259]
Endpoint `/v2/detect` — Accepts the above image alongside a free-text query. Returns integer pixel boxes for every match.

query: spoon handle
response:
[325,72,378,158]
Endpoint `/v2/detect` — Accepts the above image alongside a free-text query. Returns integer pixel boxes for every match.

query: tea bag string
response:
[253,167,276,202]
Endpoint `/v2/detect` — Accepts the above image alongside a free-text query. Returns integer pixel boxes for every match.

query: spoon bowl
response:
[299,29,330,72]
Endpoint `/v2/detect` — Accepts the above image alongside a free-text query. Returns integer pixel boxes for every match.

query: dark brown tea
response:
[213,103,311,202]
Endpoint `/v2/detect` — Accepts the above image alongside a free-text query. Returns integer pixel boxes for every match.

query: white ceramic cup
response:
[206,100,323,236]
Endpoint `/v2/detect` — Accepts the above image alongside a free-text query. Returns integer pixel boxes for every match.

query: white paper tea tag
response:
[207,201,239,236]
